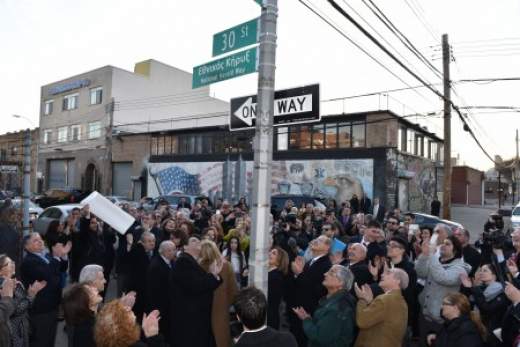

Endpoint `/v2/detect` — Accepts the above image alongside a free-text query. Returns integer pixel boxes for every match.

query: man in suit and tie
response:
[234,287,297,347]
[21,232,70,347]
[290,235,332,347]
[124,231,156,322]
[146,240,176,342]
[359,193,372,214]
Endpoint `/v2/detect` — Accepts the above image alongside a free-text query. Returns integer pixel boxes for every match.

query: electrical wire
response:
[402,0,438,43]
[360,0,443,79]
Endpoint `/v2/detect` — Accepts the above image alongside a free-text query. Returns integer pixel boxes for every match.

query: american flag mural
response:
[156,166,200,195]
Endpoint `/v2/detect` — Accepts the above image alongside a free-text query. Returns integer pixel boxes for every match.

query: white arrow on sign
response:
[234,97,254,126]
[234,94,313,126]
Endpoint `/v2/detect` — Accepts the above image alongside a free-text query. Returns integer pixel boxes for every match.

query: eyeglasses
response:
[387,221,398,225]
[388,243,404,249]
[442,301,454,306]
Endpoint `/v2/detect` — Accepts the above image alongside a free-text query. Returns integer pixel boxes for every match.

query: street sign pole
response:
[248,0,277,294]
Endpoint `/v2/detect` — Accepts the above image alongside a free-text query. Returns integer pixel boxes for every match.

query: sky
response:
[1,0,519,171]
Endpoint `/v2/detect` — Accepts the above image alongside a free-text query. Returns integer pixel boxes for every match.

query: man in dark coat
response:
[289,235,332,347]
[431,195,441,217]
[359,193,372,214]
[234,287,297,347]
[454,228,481,277]
[70,206,106,282]
[21,232,69,347]
[123,231,156,322]
[170,235,222,347]
[346,243,373,292]
[146,240,176,342]
[349,194,359,214]
[370,197,386,223]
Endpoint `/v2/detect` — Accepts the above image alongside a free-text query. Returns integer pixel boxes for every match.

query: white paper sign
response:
[81,191,135,235]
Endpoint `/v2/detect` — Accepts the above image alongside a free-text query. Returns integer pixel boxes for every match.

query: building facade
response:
[0,129,39,194]
[113,110,444,213]
[38,60,228,195]
[451,166,484,205]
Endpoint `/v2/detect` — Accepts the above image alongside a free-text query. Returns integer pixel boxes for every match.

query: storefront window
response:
[325,124,337,149]
[164,135,172,154]
[277,127,288,151]
[312,124,325,149]
[289,125,311,150]
[151,137,158,155]
[352,123,365,148]
[157,136,165,155]
[171,136,178,154]
[338,123,352,148]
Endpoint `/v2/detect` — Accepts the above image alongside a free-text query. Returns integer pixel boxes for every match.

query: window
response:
[44,100,54,115]
[71,125,81,141]
[89,87,103,105]
[88,121,101,139]
[429,141,439,161]
[58,126,68,143]
[311,124,325,149]
[415,134,424,156]
[157,136,165,155]
[352,123,366,148]
[398,127,407,151]
[338,123,352,148]
[0,149,6,161]
[43,129,52,144]
[151,136,158,155]
[62,93,79,111]
[202,134,213,154]
[325,124,337,149]
[406,129,415,153]
[289,125,311,150]
[10,146,17,156]
[277,127,288,151]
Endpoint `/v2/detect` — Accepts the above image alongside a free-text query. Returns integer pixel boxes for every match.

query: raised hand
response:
[507,258,519,277]
[292,306,310,320]
[505,282,520,304]
[459,273,472,288]
[291,256,305,276]
[120,291,136,309]
[142,310,161,338]
[28,280,47,298]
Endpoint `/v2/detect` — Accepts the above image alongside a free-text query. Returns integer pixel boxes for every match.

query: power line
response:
[360,0,443,79]
[402,0,438,43]
[297,0,438,106]
[325,0,496,164]
[339,0,434,84]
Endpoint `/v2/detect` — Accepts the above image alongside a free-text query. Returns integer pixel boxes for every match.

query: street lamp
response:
[12,114,33,235]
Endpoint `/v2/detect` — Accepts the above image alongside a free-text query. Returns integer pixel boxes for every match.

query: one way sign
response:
[229,83,320,131]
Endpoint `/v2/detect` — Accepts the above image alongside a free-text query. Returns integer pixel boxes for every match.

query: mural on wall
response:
[386,149,438,212]
[148,159,374,203]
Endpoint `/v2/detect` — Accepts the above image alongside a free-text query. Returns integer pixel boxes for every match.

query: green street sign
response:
[213,17,259,57]
[192,46,258,89]
[254,0,263,5]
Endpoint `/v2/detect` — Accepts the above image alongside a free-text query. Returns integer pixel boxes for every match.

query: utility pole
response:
[105,98,115,195]
[22,128,31,236]
[514,129,519,204]
[248,0,278,293]
[442,34,451,220]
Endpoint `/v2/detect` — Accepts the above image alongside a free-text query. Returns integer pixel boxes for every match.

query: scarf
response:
[483,281,504,302]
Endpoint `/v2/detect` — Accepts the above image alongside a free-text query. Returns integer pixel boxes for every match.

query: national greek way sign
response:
[192,46,258,89]
[229,84,320,131]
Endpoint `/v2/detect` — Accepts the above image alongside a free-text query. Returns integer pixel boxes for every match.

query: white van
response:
[512,202,520,229]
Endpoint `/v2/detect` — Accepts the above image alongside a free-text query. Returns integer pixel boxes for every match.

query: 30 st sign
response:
[213,18,259,57]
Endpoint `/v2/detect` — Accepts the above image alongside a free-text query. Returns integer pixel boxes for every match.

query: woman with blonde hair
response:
[267,246,289,329]
[426,292,485,347]
[94,300,164,347]
[199,240,238,347]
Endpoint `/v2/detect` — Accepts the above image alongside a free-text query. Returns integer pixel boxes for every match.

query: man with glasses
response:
[385,216,401,237]
[290,235,332,347]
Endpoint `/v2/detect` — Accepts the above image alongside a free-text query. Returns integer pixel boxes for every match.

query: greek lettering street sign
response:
[254,0,262,5]
[213,18,259,57]
[230,84,320,131]
[192,47,258,89]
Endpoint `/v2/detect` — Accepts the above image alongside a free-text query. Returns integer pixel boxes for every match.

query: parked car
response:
[270,194,326,219]
[35,188,89,208]
[9,198,44,220]
[32,204,83,235]
[512,202,520,229]
[406,212,463,232]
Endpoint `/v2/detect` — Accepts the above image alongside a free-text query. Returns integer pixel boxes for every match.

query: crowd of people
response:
[1,194,520,347]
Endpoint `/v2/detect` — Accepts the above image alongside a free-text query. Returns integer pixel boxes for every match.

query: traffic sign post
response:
[192,47,259,89]
[229,84,320,130]
[213,18,259,57]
